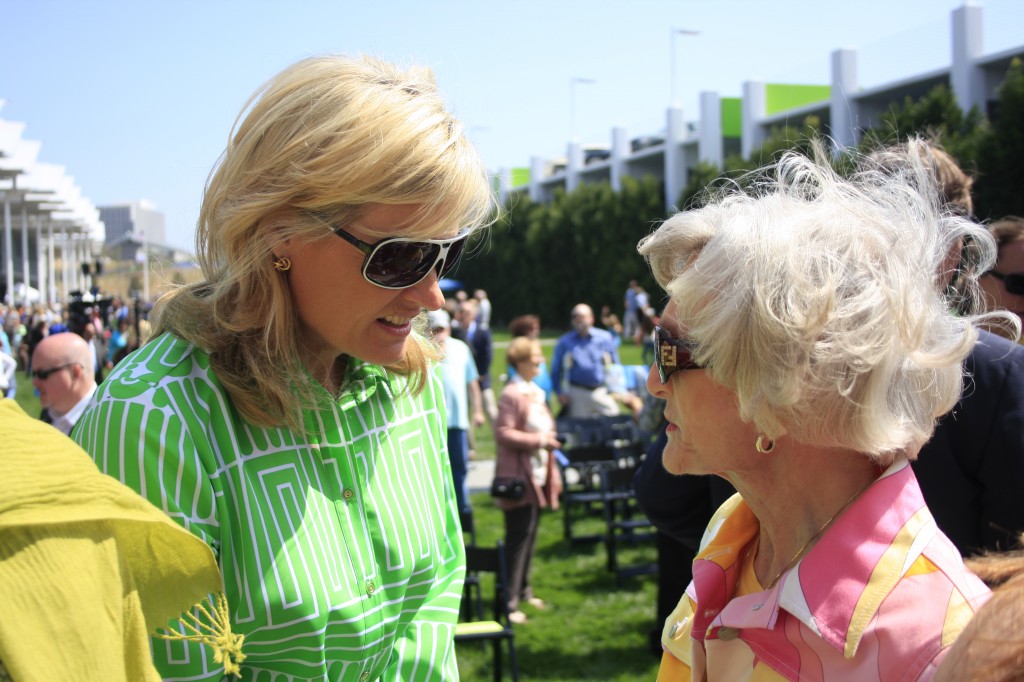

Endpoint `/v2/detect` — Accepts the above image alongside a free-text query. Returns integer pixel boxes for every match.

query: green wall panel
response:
[721,97,742,137]
[765,84,831,116]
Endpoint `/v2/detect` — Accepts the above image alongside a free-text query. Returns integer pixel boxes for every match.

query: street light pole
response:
[671,28,700,107]
[570,76,596,142]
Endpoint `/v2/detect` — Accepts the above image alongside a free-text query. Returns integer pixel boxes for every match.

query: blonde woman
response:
[74,55,493,680]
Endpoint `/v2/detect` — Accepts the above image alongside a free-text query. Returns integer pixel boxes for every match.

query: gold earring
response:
[272,256,292,272]
[755,435,775,454]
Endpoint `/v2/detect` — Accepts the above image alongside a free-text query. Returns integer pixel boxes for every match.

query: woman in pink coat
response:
[493,336,563,624]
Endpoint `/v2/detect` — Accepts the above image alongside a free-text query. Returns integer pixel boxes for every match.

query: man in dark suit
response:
[80,321,105,385]
[912,330,1024,554]
[452,298,496,423]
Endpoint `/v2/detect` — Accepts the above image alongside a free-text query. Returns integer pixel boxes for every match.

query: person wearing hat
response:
[430,308,485,515]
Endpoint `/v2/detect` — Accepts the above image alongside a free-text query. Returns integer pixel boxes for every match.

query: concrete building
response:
[99,200,166,260]
[499,1,1024,212]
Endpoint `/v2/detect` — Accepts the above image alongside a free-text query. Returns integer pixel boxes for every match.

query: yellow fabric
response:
[0,399,224,682]
[657,651,691,681]
[904,553,939,578]
[844,506,931,659]
[941,582,976,649]
[734,540,763,596]
[660,594,696,679]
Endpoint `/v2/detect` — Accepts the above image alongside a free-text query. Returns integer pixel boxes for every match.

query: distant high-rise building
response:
[99,200,166,260]
[99,200,165,244]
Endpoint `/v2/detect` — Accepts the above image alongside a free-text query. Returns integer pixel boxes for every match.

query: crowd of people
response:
[2,51,1024,682]
[1,297,148,429]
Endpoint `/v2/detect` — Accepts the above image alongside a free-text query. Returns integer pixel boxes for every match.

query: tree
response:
[973,59,1024,220]
[856,83,986,182]
[455,177,664,329]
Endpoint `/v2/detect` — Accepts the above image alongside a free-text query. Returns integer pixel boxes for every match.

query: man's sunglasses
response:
[332,225,471,290]
[32,363,79,380]
[653,325,704,384]
[988,270,1024,296]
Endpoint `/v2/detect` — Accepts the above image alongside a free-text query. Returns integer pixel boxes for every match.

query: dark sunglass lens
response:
[1006,275,1024,296]
[366,241,438,287]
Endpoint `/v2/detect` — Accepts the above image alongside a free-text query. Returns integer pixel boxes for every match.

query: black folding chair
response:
[556,415,645,545]
[460,509,479,621]
[602,465,658,582]
[558,442,618,545]
[455,541,520,682]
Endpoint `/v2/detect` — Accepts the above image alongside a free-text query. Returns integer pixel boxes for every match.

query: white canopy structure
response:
[0,101,105,307]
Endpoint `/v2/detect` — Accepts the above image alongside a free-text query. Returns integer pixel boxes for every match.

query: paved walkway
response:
[466,457,496,494]
[492,337,556,349]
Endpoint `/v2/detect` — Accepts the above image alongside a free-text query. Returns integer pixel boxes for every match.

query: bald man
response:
[31,332,97,436]
[550,303,621,418]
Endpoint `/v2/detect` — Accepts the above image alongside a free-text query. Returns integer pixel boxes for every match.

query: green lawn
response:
[13,369,40,417]
[460,333,662,680]
[456,492,662,681]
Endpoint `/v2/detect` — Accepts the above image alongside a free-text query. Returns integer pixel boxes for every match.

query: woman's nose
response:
[646,364,669,398]
[404,271,445,311]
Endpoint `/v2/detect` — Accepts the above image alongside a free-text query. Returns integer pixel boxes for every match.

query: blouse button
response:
[359,672,370,682]
[342,488,355,501]
[366,580,376,595]
[718,626,740,641]
[668,617,689,639]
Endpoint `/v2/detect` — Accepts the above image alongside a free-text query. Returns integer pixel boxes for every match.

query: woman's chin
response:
[661,446,690,476]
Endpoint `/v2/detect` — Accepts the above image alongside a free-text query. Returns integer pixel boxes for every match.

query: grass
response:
[456,492,662,681]
[460,333,661,680]
[11,333,662,681]
[12,369,40,417]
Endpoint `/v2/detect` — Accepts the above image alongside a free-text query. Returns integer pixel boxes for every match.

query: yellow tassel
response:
[156,593,246,677]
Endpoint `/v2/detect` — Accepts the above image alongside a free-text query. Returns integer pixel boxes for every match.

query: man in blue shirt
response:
[551,303,621,418]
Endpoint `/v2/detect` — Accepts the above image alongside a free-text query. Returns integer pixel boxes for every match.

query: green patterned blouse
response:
[73,332,465,682]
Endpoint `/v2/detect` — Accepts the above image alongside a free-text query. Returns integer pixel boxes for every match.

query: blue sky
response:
[2,0,1020,248]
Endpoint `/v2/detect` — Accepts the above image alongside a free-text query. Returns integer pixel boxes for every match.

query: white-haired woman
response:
[73,55,493,680]
[640,140,1015,680]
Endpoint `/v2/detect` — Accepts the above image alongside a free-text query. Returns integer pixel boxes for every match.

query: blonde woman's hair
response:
[506,336,541,369]
[638,138,1016,463]
[152,54,494,429]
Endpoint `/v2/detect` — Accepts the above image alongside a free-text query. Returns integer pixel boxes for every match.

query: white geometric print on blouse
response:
[74,332,465,681]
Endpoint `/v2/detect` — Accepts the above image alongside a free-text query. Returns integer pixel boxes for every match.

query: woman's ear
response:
[261,209,296,260]
[272,237,291,260]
